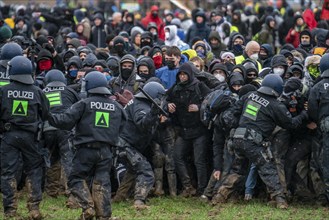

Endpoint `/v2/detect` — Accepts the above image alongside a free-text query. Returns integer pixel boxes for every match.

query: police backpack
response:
[200,89,232,129]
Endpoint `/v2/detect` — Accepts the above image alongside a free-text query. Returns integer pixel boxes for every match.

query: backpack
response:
[200,89,232,129]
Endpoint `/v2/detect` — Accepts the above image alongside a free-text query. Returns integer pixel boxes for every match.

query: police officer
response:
[43,69,80,198]
[212,74,308,208]
[116,81,165,209]
[0,42,23,86]
[0,56,49,219]
[308,53,329,204]
[48,71,127,220]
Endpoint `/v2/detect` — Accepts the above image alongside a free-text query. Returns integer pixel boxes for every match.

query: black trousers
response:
[1,131,43,213]
[69,145,112,218]
[217,138,284,200]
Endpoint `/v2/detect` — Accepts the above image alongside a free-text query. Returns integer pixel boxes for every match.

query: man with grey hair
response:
[235,40,262,71]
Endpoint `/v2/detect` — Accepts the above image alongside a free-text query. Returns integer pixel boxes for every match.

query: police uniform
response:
[42,69,80,197]
[48,71,127,219]
[115,82,164,207]
[0,56,49,219]
[212,75,308,208]
[308,66,329,202]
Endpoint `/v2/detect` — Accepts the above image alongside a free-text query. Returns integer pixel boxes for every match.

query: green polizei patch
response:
[46,92,62,107]
[95,111,110,128]
[243,101,261,121]
[12,100,28,116]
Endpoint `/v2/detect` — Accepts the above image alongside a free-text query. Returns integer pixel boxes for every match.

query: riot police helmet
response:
[45,69,67,86]
[8,56,33,84]
[85,71,111,95]
[135,81,165,100]
[1,42,23,60]
[257,74,283,97]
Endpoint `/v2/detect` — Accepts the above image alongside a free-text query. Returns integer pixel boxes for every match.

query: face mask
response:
[273,67,284,76]
[196,50,206,59]
[301,40,310,46]
[308,65,320,79]
[233,44,243,54]
[105,75,112,81]
[165,32,170,40]
[214,74,225,82]
[153,55,163,69]
[68,69,78,78]
[121,68,133,80]
[38,59,52,71]
[114,44,124,53]
[250,53,259,61]
[139,72,152,80]
[152,12,158,18]
[141,40,152,48]
[166,60,176,70]
[259,54,268,60]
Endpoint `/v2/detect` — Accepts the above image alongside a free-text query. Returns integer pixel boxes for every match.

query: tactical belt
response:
[77,142,110,149]
[320,116,329,133]
[233,127,263,145]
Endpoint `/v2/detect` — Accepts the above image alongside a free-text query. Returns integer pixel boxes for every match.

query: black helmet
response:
[258,74,283,97]
[45,69,67,86]
[8,56,33,84]
[1,42,23,60]
[135,81,165,100]
[320,53,329,77]
[85,71,111,95]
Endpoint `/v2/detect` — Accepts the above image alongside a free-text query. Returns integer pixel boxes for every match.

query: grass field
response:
[1,194,329,220]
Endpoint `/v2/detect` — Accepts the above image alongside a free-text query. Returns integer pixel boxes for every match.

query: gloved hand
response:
[150,103,161,116]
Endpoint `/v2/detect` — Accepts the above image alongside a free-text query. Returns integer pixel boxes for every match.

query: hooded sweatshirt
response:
[208,31,227,59]
[109,54,140,94]
[164,25,189,51]
[166,62,211,138]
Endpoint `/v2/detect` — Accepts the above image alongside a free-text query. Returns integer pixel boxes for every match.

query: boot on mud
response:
[211,193,226,205]
[153,168,164,196]
[275,195,288,209]
[28,209,43,220]
[180,185,196,198]
[80,207,95,220]
[133,199,148,210]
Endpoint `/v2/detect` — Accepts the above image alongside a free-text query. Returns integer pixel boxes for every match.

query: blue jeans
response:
[245,163,258,195]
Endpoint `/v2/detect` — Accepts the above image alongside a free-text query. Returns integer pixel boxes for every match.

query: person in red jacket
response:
[285,15,308,48]
[141,5,165,41]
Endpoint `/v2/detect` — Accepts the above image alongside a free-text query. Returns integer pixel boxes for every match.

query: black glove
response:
[150,103,161,116]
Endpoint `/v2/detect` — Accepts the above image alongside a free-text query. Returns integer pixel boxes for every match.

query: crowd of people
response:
[1,0,329,219]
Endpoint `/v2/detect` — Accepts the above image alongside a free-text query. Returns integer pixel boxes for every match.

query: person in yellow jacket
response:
[235,40,262,71]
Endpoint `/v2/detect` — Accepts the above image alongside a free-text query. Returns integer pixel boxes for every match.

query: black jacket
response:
[308,74,329,123]
[231,90,308,138]
[120,97,159,153]
[0,81,49,133]
[166,63,211,139]
[48,95,126,146]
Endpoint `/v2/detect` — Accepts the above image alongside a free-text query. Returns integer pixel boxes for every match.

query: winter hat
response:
[210,63,228,76]
[171,18,182,28]
[271,54,288,68]
[265,16,274,26]
[283,77,303,94]
[0,26,12,42]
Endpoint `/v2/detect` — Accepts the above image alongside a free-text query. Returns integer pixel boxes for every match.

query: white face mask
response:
[250,53,259,61]
[214,74,225,82]
[165,32,170,40]
[273,68,284,76]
